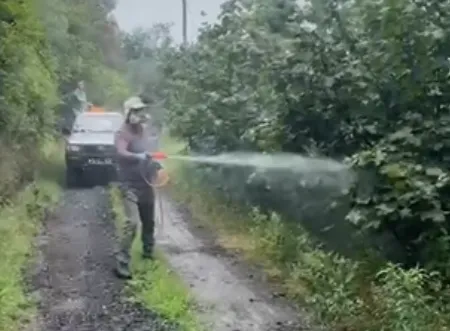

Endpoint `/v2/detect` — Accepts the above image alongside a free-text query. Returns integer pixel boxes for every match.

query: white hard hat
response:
[123,96,146,115]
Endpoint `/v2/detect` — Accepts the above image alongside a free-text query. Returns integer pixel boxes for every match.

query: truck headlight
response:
[67,145,81,152]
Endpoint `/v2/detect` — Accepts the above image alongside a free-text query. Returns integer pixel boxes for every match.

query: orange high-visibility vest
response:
[89,105,105,113]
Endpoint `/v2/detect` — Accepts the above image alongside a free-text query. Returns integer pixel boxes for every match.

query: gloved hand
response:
[148,160,162,174]
[148,160,165,184]
[153,160,163,170]
[135,152,148,161]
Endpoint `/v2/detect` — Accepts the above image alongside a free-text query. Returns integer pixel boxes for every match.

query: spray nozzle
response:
[150,151,168,160]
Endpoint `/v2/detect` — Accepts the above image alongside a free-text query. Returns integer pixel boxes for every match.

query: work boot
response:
[114,259,132,279]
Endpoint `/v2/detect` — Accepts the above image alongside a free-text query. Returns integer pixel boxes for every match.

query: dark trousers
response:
[116,196,155,265]
[138,201,155,254]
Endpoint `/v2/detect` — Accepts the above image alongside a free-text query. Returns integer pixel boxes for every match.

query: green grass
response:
[108,184,201,331]
[0,139,63,331]
[161,135,450,331]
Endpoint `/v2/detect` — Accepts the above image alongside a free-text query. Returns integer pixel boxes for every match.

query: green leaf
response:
[380,163,408,179]
[425,167,444,177]
[420,209,446,223]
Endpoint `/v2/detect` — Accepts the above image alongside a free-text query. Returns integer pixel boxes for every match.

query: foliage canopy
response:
[155,0,450,276]
[0,0,128,198]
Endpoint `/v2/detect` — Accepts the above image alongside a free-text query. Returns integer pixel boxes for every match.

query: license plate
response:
[87,158,112,165]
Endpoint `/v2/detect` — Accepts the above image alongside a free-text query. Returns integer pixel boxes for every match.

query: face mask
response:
[128,109,148,124]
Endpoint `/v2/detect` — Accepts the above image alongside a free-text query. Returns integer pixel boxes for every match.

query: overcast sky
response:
[113,0,224,43]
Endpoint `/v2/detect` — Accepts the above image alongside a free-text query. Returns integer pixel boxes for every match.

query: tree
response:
[0,0,130,197]
[160,0,450,274]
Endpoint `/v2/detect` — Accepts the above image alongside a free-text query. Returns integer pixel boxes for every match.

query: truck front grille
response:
[83,145,115,154]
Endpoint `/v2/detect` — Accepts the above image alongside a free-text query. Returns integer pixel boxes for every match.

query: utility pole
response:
[182,0,187,45]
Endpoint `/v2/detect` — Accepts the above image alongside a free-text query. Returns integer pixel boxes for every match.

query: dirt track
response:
[155,193,313,331]
[29,183,313,330]
[30,187,177,331]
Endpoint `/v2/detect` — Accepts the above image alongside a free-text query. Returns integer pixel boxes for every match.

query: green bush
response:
[0,140,62,331]
[152,0,450,327]
[160,0,450,272]
[165,155,450,331]
[0,0,129,199]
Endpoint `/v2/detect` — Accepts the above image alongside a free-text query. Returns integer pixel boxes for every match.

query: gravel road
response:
[155,192,316,331]
[30,187,178,331]
[27,168,315,330]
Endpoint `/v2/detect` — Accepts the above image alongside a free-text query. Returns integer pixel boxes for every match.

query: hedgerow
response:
[0,0,129,199]
[150,0,450,329]
[163,0,450,273]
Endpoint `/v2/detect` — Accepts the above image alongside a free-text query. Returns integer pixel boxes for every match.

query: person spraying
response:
[114,96,162,279]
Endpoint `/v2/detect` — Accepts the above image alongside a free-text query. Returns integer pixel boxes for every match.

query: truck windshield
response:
[72,114,123,133]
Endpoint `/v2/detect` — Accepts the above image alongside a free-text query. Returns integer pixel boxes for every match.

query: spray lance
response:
[150,151,168,161]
